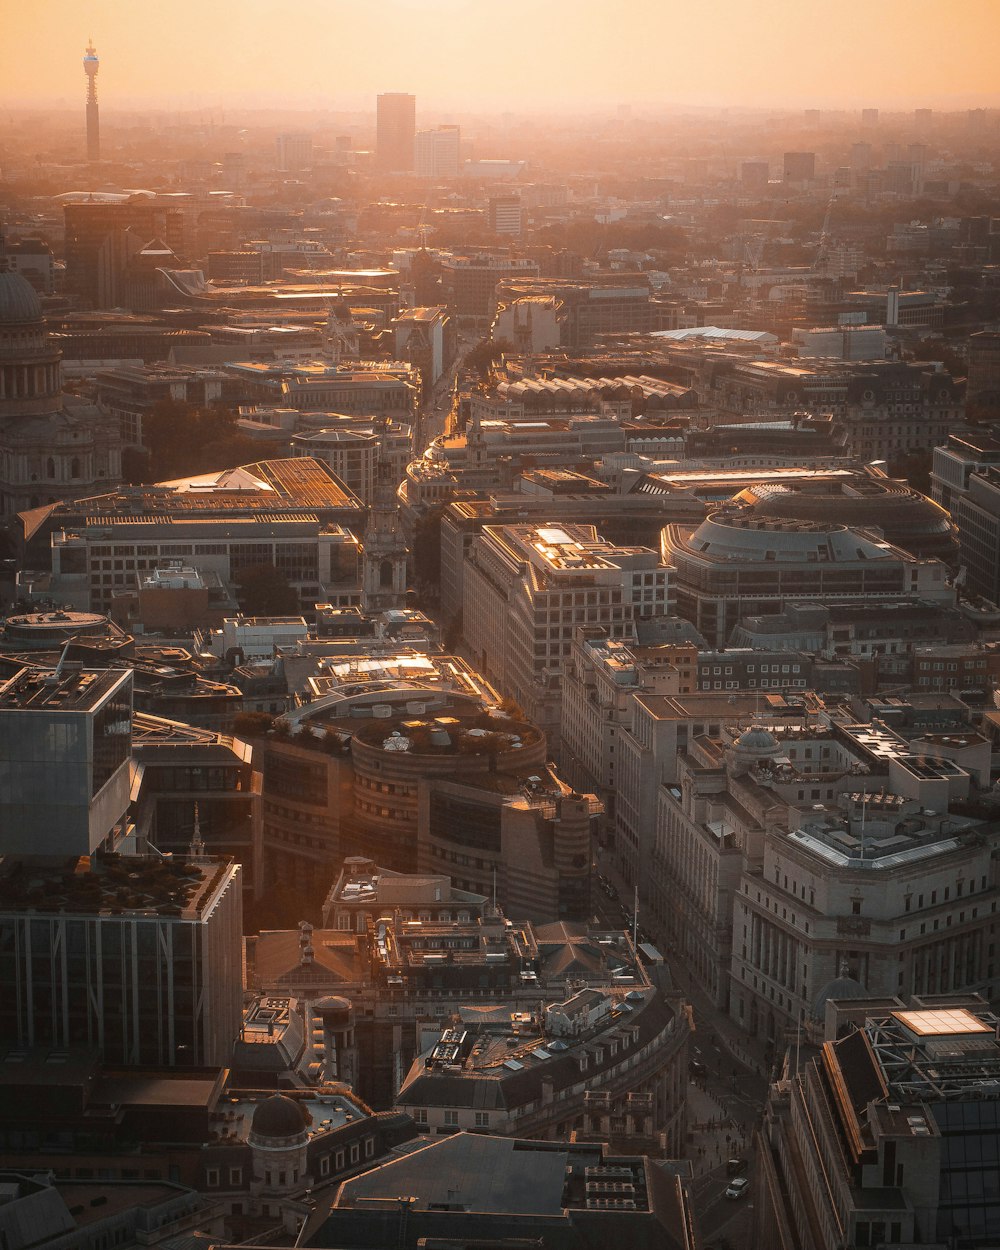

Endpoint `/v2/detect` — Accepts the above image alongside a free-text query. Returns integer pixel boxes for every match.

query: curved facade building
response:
[291,427,379,504]
[395,981,690,1154]
[733,468,958,564]
[662,510,953,647]
[349,706,547,868]
[1,609,112,649]
[260,658,599,921]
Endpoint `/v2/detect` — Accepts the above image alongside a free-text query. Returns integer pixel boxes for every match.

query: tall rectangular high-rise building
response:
[0,665,133,857]
[488,194,522,236]
[64,201,186,308]
[414,125,460,177]
[376,93,416,172]
[0,852,243,1066]
[276,132,312,171]
[783,151,816,183]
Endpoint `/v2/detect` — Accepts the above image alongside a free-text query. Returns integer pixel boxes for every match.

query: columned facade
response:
[0,265,121,516]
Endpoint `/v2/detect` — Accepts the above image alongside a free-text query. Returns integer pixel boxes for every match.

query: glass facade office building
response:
[0,859,243,1065]
[0,668,132,856]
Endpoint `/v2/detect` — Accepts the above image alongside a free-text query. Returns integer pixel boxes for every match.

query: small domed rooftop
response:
[314,995,353,1014]
[249,1093,307,1140]
[812,974,867,1021]
[0,268,43,324]
[734,726,780,755]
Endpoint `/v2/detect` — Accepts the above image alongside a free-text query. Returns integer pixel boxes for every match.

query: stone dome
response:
[812,974,866,1021]
[734,726,779,755]
[249,1094,307,1140]
[0,268,43,324]
[314,995,352,1014]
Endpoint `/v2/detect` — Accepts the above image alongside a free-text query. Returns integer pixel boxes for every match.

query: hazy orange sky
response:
[3,0,999,111]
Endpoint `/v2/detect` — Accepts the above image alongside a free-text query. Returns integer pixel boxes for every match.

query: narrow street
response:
[416,329,476,452]
[592,861,770,1249]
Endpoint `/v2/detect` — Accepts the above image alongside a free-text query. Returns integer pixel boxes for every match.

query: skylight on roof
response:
[892,1008,991,1037]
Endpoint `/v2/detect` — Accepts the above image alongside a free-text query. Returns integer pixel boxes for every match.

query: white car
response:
[725,1177,750,1201]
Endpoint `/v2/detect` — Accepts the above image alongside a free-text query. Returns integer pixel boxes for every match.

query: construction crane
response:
[813,190,837,273]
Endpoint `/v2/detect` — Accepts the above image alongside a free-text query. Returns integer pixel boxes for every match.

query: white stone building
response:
[0,266,121,516]
[462,523,672,753]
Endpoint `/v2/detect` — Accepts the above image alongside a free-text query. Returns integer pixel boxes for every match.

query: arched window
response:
[70,457,80,479]
[380,559,394,589]
[46,457,55,479]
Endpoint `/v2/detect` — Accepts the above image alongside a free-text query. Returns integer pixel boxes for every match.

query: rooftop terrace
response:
[0,665,129,712]
[0,854,234,919]
[786,799,977,872]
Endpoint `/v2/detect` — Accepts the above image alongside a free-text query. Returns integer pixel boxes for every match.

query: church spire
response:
[189,802,206,861]
[360,468,409,613]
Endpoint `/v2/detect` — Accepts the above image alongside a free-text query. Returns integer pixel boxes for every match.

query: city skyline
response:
[3,2,1000,1245]
[4,0,1000,110]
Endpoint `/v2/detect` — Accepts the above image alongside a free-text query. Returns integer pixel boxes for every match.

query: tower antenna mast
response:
[83,39,101,162]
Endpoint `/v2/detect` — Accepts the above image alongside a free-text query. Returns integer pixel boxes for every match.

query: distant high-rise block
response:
[276,132,312,172]
[415,125,460,178]
[783,151,816,183]
[967,329,1000,414]
[64,200,187,308]
[377,93,416,172]
[83,40,100,161]
[222,151,247,189]
[862,107,879,126]
[488,195,522,236]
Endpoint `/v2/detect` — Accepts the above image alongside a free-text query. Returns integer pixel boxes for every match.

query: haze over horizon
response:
[4,0,1000,113]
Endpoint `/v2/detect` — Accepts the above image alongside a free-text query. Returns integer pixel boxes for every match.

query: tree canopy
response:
[466,337,515,379]
[235,564,300,616]
[128,399,282,483]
